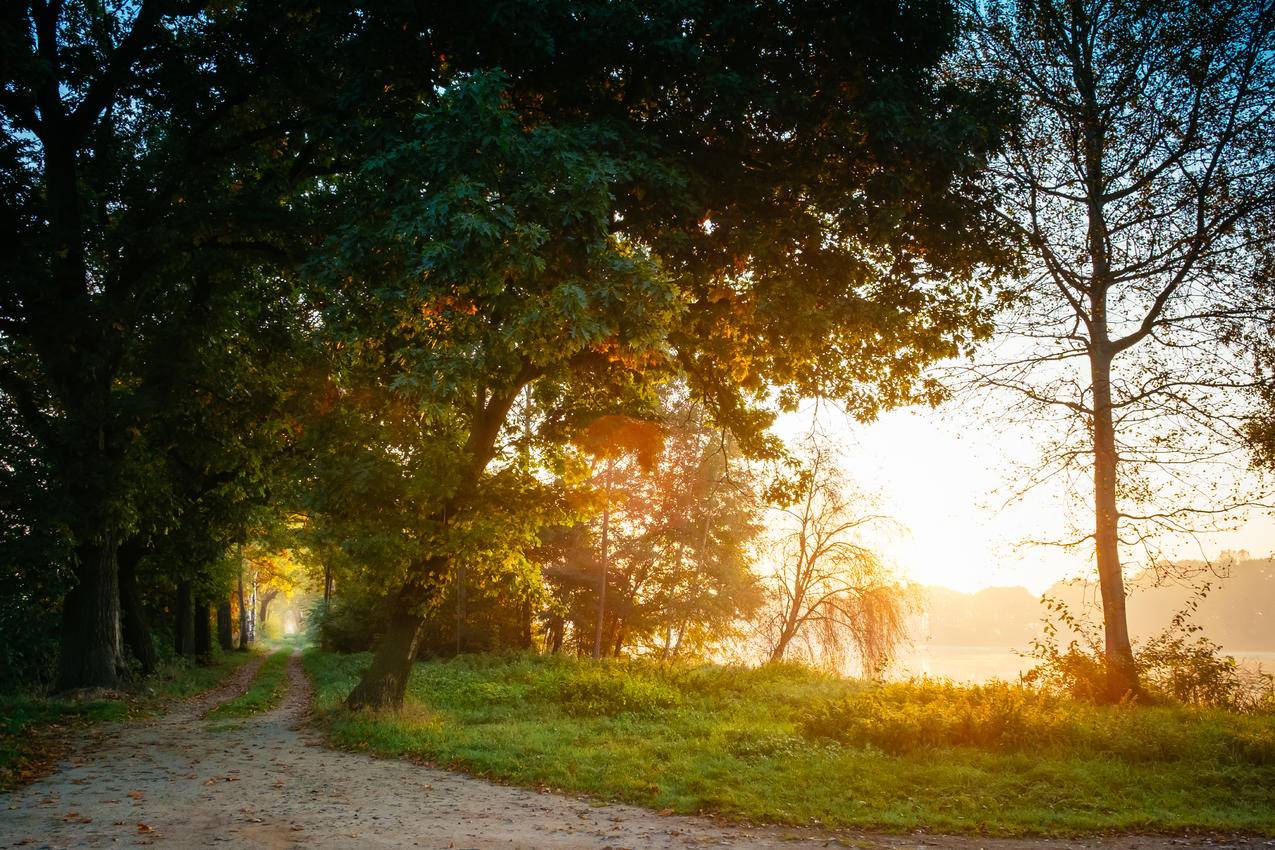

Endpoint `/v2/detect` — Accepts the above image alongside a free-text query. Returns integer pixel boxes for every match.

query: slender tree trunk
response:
[216,601,234,651]
[346,560,446,710]
[671,617,688,659]
[770,581,806,662]
[520,600,533,649]
[236,562,249,651]
[193,598,213,663]
[57,537,126,690]
[454,559,465,656]
[1090,350,1139,700]
[593,458,612,660]
[246,572,257,644]
[611,619,625,658]
[175,579,195,660]
[323,562,333,603]
[117,540,156,676]
[548,613,564,654]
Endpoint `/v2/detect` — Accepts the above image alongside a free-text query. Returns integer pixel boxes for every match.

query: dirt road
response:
[2,654,1270,849]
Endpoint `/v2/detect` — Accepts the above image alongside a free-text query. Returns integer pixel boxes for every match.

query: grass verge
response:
[303,649,1275,837]
[0,649,256,790]
[206,649,291,719]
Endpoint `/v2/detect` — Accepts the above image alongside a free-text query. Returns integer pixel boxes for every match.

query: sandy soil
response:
[2,653,1271,850]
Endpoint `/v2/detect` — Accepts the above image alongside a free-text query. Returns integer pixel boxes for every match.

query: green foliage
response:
[1026,592,1275,711]
[307,595,383,653]
[303,649,1275,835]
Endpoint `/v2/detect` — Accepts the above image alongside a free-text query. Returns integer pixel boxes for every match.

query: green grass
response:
[303,649,1275,837]
[0,649,256,790]
[206,649,291,719]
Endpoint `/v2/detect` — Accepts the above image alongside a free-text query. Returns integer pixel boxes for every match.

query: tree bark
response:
[611,620,625,658]
[1090,351,1139,700]
[236,562,249,651]
[547,612,564,654]
[346,571,443,710]
[193,598,213,663]
[258,588,280,630]
[520,599,533,650]
[57,537,126,690]
[117,540,156,676]
[592,458,612,660]
[175,579,195,659]
[216,601,234,651]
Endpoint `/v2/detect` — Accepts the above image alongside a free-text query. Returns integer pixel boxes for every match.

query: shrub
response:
[795,678,1275,765]
[535,666,682,717]
[1024,590,1275,712]
[307,594,384,653]
[797,680,1077,754]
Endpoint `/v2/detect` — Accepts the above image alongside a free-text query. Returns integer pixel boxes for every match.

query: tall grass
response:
[303,649,1275,836]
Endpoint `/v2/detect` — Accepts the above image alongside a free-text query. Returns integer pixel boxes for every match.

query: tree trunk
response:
[323,562,334,603]
[454,559,465,656]
[236,562,249,651]
[194,598,213,663]
[520,599,533,649]
[246,572,258,644]
[117,540,156,676]
[346,564,445,710]
[57,537,126,690]
[769,618,799,663]
[175,579,195,660]
[259,588,280,630]
[547,613,564,654]
[217,601,234,651]
[1090,351,1139,701]
[611,619,625,658]
[592,460,611,660]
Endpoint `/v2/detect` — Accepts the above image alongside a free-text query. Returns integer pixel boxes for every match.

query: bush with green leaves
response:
[1024,591,1275,711]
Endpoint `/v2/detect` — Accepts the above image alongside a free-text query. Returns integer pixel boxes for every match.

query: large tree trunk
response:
[174,579,195,660]
[117,540,156,676]
[258,588,280,630]
[194,598,213,663]
[1090,351,1139,701]
[216,601,234,651]
[346,563,444,710]
[57,538,126,691]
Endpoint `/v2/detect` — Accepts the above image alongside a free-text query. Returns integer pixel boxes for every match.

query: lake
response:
[890,644,1275,683]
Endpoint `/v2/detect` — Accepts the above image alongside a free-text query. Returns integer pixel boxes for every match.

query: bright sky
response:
[773,402,1275,595]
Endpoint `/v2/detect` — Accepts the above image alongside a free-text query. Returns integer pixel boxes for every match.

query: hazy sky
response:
[774,402,1275,594]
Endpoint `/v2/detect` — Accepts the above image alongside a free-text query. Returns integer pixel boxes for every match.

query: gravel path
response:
[2,653,1271,850]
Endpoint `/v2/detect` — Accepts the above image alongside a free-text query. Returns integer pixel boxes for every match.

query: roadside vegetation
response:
[206,649,292,719]
[303,649,1275,836]
[0,650,256,790]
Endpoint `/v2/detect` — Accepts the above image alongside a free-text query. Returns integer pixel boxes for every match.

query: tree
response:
[558,401,764,659]
[962,0,1275,699]
[0,0,401,688]
[317,0,1015,710]
[759,441,911,677]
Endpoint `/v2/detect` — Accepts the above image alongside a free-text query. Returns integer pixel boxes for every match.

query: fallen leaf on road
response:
[137,823,155,833]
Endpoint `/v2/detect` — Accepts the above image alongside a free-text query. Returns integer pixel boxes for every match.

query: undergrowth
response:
[303,649,1275,836]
